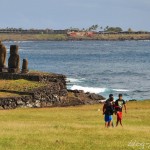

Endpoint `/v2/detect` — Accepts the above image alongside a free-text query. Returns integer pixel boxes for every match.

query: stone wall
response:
[0,86,105,109]
[0,72,66,85]
[0,84,68,109]
[0,95,33,109]
[0,72,68,109]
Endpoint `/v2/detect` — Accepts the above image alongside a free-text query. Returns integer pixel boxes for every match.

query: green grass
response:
[0,100,149,150]
[0,79,45,93]
[0,79,45,97]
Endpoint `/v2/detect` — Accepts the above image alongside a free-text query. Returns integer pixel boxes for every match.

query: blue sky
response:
[0,0,150,31]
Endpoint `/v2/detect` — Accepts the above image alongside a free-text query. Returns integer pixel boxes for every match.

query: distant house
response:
[67,31,94,37]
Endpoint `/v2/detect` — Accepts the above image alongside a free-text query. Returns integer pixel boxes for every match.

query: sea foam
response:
[70,85,106,94]
[66,78,85,83]
[113,89,129,92]
[70,85,129,94]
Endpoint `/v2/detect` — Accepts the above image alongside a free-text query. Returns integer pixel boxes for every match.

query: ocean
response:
[3,40,150,100]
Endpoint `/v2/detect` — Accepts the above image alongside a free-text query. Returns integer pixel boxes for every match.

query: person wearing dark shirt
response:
[107,94,115,127]
[115,94,127,127]
[103,94,115,128]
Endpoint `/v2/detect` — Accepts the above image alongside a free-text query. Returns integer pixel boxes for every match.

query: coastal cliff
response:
[0,72,105,109]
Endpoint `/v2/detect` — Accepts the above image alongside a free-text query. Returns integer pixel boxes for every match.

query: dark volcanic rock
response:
[22,59,29,73]
[0,41,7,70]
[87,93,105,100]
[66,90,105,106]
[0,72,105,109]
[8,45,20,73]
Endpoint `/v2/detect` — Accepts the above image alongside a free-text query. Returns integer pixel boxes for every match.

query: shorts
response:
[117,111,122,120]
[104,115,112,122]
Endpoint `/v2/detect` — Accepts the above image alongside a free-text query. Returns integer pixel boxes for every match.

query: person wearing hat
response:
[103,94,115,127]
[115,94,127,127]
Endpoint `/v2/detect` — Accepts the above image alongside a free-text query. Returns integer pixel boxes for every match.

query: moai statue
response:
[22,59,29,73]
[8,45,20,73]
[0,41,7,72]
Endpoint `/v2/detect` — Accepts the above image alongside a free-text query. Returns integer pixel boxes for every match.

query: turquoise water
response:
[4,40,150,100]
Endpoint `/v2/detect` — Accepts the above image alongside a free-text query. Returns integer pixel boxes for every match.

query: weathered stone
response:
[22,59,29,73]
[35,100,41,108]
[0,72,66,83]
[60,89,68,96]
[41,102,47,107]
[8,45,20,73]
[46,102,53,107]
[88,93,105,100]
[17,99,25,105]
[0,41,7,72]
[26,103,33,108]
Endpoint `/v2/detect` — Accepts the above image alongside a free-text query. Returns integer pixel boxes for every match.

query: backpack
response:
[105,100,114,115]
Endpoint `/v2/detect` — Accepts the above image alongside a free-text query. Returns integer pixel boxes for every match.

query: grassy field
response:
[0,100,149,150]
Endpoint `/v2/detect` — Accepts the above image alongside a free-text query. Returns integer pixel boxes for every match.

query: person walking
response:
[103,95,115,128]
[115,94,127,127]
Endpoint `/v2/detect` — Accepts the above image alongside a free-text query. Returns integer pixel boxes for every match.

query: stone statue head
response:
[0,41,7,69]
[8,45,20,73]
[10,45,18,55]
[22,59,29,73]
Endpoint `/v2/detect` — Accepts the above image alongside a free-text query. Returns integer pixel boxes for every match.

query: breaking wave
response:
[66,78,85,83]
[70,85,106,93]
[70,85,129,94]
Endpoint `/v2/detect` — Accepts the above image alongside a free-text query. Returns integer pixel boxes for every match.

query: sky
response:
[0,0,150,31]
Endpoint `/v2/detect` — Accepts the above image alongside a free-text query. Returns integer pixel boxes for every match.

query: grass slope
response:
[0,100,149,150]
[0,92,21,98]
[0,79,45,97]
[0,79,45,92]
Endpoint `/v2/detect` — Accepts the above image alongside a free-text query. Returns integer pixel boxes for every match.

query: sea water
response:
[3,40,150,100]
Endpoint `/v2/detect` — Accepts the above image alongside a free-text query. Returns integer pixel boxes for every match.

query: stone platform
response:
[0,72,105,109]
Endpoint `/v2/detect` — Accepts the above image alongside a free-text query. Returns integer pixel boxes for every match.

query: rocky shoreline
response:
[0,72,105,109]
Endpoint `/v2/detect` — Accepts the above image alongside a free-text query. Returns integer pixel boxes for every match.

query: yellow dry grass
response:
[0,33,150,41]
[0,100,149,150]
[0,79,45,93]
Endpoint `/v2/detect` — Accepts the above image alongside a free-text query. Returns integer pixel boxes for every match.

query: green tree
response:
[104,26,122,32]
[88,24,99,31]
[128,28,133,32]
[104,26,109,31]
[100,26,103,30]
